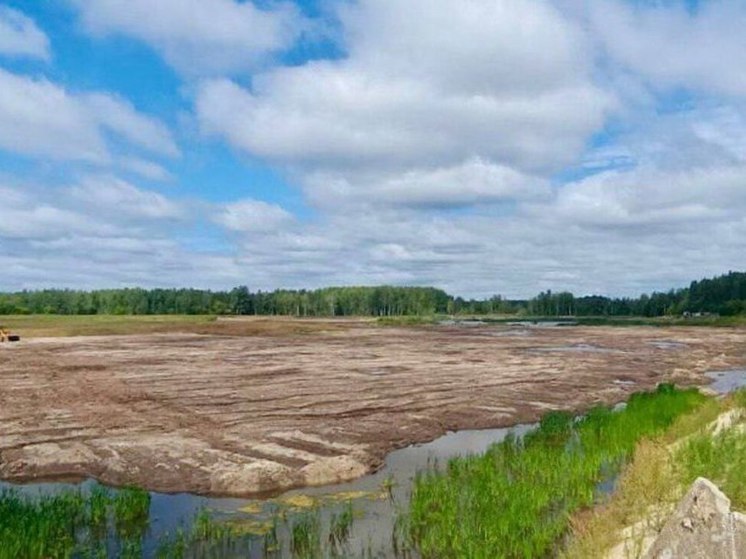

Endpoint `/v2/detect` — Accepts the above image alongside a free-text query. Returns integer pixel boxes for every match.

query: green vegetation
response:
[403,385,706,559]
[1,270,744,319]
[0,486,149,559]
[564,389,746,558]
[2,387,743,559]
[0,286,452,317]
[676,393,746,509]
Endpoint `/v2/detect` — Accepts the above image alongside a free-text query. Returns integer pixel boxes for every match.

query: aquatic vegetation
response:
[328,500,355,552]
[405,384,706,559]
[0,385,716,559]
[0,486,149,559]
[290,510,322,558]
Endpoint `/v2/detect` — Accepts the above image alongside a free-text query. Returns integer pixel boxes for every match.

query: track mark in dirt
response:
[1,323,744,496]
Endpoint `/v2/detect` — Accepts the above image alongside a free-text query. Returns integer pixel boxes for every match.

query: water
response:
[648,340,688,350]
[1,424,537,557]
[529,343,624,354]
[4,376,710,557]
[706,369,746,394]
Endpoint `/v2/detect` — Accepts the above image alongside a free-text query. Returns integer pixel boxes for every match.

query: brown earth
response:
[1,318,744,496]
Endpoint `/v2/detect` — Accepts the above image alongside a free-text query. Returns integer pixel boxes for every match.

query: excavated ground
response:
[1,319,744,496]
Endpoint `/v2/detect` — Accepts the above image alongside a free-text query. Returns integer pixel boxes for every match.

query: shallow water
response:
[706,369,746,394]
[7,372,720,557]
[529,343,624,354]
[1,423,536,557]
[648,340,688,350]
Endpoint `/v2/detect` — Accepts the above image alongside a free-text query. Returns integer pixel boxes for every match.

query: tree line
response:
[0,271,744,317]
[524,271,746,317]
[0,286,451,317]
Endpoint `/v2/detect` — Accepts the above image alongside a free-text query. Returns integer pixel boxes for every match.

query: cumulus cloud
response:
[0,5,50,60]
[68,176,185,220]
[0,68,179,164]
[0,68,107,162]
[0,177,201,290]
[4,0,746,297]
[196,0,614,209]
[214,199,294,233]
[586,0,746,96]
[86,94,180,158]
[71,0,305,75]
[303,159,551,209]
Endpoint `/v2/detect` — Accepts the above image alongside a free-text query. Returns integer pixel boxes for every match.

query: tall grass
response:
[675,388,746,508]
[0,486,149,559]
[405,384,705,559]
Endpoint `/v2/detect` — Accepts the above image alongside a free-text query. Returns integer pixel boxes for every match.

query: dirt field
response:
[1,318,744,496]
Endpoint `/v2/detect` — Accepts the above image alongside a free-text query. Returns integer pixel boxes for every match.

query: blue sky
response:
[1,0,745,297]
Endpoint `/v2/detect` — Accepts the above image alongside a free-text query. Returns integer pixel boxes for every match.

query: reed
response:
[405,384,705,558]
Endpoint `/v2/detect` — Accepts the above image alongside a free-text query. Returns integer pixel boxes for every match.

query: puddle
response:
[706,370,746,394]
[648,340,688,350]
[530,343,623,354]
[613,379,637,387]
[506,320,578,328]
[438,319,486,327]
[486,328,533,337]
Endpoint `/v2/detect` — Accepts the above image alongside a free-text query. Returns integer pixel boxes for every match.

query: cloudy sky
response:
[1,0,744,298]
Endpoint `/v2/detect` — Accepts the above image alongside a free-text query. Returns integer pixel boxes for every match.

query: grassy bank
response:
[565,389,746,558]
[403,385,707,558]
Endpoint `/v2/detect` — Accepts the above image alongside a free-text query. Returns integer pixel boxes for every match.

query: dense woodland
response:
[0,272,744,317]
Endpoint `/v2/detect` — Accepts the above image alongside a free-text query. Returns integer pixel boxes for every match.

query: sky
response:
[0,0,745,298]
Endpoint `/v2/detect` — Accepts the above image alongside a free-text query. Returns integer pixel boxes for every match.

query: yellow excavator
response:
[0,326,20,342]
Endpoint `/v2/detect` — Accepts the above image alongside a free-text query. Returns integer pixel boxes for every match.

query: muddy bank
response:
[1,323,744,496]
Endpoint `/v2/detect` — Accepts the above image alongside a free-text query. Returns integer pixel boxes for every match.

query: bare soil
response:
[1,319,744,496]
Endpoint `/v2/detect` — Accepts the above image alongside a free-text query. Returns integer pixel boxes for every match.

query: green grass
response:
[0,486,149,559]
[404,384,706,559]
[674,389,746,509]
[376,315,440,326]
[563,389,746,557]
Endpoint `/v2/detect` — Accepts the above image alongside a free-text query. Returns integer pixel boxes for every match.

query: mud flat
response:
[0,320,744,496]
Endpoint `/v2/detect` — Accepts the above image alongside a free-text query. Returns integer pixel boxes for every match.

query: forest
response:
[0,271,744,317]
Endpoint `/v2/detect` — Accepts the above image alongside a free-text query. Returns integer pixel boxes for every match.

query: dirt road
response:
[1,320,744,496]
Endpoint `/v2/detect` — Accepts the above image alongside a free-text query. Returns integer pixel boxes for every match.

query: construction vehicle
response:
[0,326,20,342]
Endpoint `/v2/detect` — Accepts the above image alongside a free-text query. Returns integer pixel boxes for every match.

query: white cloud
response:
[0,5,50,60]
[303,159,551,208]
[118,157,173,181]
[4,0,746,298]
[71,0,304,75]
[68,176,185,220]
[0,68,178,163]
[86,94,180,158]
[214,199,294,233]
[586,0,746,96]
[0,68,107,162]
[551,165,746,230]
[196,0,614,210]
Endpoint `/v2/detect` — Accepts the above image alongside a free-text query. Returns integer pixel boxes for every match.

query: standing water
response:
[0,423,536,557]
[706,369,746,394]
